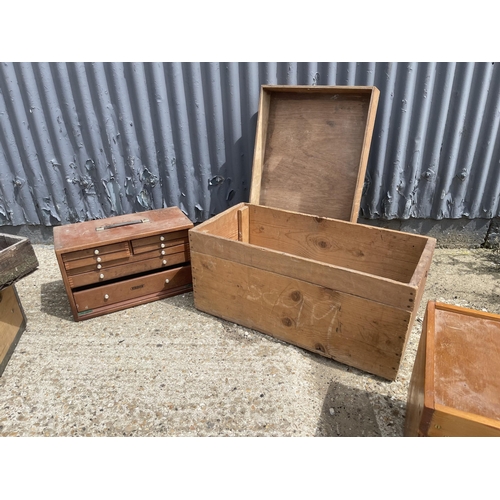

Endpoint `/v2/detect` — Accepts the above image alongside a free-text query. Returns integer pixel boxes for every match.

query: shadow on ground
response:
[315,380,381,437]
[40,280,73,321]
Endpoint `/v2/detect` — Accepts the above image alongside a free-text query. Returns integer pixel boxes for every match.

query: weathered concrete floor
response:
[0,245,499,437]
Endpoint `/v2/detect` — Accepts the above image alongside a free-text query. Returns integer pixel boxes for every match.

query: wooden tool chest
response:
[54,207,193,321]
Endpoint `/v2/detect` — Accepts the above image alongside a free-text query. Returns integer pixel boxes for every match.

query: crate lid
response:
[249,85,379,222]
[426,301,500,421]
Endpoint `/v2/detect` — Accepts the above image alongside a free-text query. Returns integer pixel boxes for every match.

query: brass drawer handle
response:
[96,257,102,263]
[165,279,170,284]
[97,264,102,270]
[160,236,165,241]
[99,274,105,279]
[161,250,166,256]
[162,260,167,265]
[104,294,110,300]
[161,243,166,248]
[94,249,100,255]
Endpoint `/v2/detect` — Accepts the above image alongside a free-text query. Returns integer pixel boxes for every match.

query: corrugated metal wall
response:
[1,62,499,227]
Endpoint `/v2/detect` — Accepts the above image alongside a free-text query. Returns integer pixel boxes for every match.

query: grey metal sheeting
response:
[1,62,499,226]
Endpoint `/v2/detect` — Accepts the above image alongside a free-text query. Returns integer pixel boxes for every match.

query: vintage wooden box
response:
[54,207,193,321]
[0,233,39,376]
[405,301,500,436]
[190,203,435,380]
[190,85,435,381]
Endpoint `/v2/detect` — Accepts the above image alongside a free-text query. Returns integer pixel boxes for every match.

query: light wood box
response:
[190,203,434,380]
[54,207,193,321]
[405,301,500,436]
[190,85,435,380]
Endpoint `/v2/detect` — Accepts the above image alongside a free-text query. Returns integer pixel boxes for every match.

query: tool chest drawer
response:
[74,265,192,312]
[53,207,194,321]
[131,230,189,254]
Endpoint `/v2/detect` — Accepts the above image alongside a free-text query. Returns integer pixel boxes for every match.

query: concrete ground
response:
[0,244,499,437]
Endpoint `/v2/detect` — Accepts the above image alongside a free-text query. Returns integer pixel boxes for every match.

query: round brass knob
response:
[161,250,166,256]
[162,260,167,265]
[97,264,102,270]
[96,257,102,263]
[104,294,109,300]
[99,274,104,279]
[94,249,99,255]
[160,236,165,241]
[165,279,170,284]
[161,243,166,248]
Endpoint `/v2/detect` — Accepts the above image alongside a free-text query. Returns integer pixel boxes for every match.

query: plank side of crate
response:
[191,251,408,380]
[189,230,417,311]
[248,204,427,283]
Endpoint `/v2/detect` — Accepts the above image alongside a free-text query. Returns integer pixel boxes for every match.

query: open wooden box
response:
[190,85,435,380]
[190,203,434,380]
[405,302,500,436]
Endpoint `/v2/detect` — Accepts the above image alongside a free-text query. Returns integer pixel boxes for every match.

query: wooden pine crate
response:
[405,301,500,436]
[189,203,435,380]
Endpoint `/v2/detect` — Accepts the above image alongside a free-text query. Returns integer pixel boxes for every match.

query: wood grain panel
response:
[192,252,411,380]
[249,86,379,222]
[189,230,416,311]
[249,204,427,282]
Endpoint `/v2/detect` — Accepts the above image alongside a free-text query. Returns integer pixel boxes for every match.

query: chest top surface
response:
[53,207,193,253]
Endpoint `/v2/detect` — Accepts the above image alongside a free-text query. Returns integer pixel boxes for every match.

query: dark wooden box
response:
[405,301,500,436]
[54,207,193,321]
[0,233,39,290]
[0,233,38,376]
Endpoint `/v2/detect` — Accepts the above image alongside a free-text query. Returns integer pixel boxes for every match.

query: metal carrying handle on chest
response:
[95,218,150,231]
